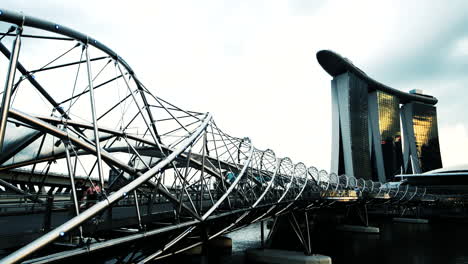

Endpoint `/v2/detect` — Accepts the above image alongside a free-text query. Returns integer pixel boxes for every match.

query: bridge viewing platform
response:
[0,9,466,264]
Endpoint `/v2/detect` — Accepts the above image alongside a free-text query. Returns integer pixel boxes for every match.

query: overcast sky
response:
[2,0,468,170]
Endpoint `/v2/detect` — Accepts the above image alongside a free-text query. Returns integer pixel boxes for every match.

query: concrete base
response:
[208,236,232,255]
[246,249,331,264]
[182,244,203,255]
[336,224,380,233]
[393,218,429,224]
[181,237,232,256]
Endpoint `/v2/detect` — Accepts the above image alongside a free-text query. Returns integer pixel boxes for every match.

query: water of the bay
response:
[222,219,468,264]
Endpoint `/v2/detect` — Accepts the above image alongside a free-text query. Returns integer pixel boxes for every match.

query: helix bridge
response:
[0,9,451,264]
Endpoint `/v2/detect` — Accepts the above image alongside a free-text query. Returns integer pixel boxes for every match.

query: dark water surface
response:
[222,219,468,264]
[311,219,468,264]
[225,223,263,264]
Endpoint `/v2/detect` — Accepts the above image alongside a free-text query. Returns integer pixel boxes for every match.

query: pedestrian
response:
[75,180,85,201]
[84,182,101,208]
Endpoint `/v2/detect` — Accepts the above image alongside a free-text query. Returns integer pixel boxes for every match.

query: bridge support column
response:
[265,212,318,254]
[393,205,429,224]
[180,237,232,264]
[338,203,380,233]
[285,211,314,255]
[42,195,54,232]
[63,140,83,242]
[336,224,379,233]
[261,220,265,248]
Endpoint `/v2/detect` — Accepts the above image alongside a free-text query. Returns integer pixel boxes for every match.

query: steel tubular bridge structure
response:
[0,10,436,264]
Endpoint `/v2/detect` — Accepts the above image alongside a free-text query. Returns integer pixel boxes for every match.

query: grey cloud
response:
[373,21,468,84]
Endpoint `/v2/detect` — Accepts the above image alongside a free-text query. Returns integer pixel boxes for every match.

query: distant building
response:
[401,101,442,173]
[369,90,404,182]
[318,50,442,182]
[330,71,372,180]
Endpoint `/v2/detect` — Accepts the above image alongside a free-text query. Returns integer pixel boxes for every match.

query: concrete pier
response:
[181,236,232,256]
[182,244,203,255]
[393,217,429,224]
[246,249,331,264]
[336,224,380,233]
[207,236,232,255]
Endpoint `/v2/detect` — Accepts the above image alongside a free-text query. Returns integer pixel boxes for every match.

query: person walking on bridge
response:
[84,182,101,208]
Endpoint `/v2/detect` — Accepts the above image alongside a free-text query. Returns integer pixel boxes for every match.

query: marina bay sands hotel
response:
[317,50,443,183]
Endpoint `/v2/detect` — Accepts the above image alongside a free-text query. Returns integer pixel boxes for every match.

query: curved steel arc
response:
[248,158,292,223]
[1,118,225,213]
[251,154,279,208]
[201,139,254,220]
[8,108,137,174]
[276,158,295,203]
[198,150,280,241]
[0,116,228,201]
[0,43,70,119]
[293,163,309,200]
[0,113,212,264]
[0,9,135,78]
[15,118,245,188]
[274,163,308,215]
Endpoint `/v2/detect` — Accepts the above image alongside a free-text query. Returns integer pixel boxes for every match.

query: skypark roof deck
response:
[316,50,438,105]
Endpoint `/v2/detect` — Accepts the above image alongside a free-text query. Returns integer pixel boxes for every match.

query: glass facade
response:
[411,102,442,172]
[348,75,372,180]
[331,71,441,181]
[376,91,403,180]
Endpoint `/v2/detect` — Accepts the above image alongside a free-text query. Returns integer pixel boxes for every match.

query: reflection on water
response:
[223,222,262,264]
[312,219,468,264]
[226,222,262,253]
[221,219,468,264]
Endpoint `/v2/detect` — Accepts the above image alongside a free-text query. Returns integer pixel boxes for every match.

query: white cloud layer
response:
[452,37,468,57]
[440,124,468,167]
